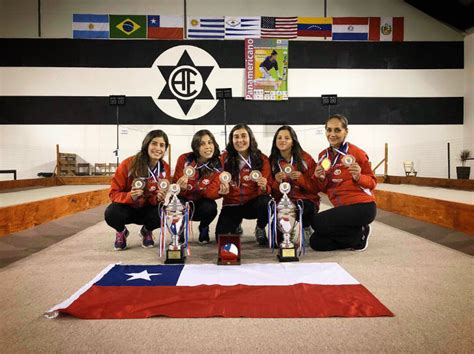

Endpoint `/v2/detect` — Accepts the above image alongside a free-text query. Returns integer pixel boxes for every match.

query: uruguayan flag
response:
[187,17,225,39]
[73,14,109,39]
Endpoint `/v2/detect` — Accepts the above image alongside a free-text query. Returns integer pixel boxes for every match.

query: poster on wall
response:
[245,38,288,101]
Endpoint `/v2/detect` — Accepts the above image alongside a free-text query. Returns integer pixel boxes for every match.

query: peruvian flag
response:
[369,17,404,41]
[45,263,393,319]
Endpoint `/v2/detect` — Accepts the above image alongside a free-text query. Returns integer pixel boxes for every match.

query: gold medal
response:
[132,178,146,190]
[321,158,331,171]
[283,165,293,174]
[158,179,170,190]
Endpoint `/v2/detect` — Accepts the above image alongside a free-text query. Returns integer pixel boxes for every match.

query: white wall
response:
[0,0,470,180]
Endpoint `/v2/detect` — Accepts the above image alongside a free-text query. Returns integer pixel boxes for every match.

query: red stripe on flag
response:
[148,27,184,39]
[392,17,404,41]
[60,284,394,319]
[333,17,368,25]
[297,30,332,37]
[369,17,381,41]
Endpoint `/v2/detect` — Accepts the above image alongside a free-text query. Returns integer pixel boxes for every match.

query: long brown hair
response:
[269,125,305,174]
[129,130,169,178]
[224,124,263,182]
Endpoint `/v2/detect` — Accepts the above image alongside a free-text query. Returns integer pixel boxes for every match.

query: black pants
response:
[104,203,162,232]
[299,199,318,228]
[310,202,376,251]
[179,197,218,229]
[215,195,272,238]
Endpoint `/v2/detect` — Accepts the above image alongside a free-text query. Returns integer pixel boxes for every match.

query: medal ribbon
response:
[277,156,293,172]
[148,161,161,183]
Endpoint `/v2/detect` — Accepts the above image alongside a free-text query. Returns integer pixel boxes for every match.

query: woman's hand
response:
[289,171,302,180]
[218,182,230,195]
[156,189,167,202]
[348,163,361,182]
[176,175,188,191]
[314,165,326,181]
[257,176,268,192]
[130,188,144,201]
[275,171,286,183]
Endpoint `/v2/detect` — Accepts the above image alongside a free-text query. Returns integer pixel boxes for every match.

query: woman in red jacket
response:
[215,124,272,245]
[311,114,377,251]
[269,126,320,241]
[173,130,222,244]
[105,130,170,251]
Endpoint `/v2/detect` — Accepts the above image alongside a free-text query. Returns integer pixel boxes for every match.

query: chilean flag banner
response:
[45,263,393,319]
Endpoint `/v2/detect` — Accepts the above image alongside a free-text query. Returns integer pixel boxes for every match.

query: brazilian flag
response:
[110,15,146,38]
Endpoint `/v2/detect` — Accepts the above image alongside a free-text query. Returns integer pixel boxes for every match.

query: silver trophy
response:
[276,182,299,262]
[164,183,186,264]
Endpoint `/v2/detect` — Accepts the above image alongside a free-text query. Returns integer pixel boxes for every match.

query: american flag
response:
[261,16,297,38]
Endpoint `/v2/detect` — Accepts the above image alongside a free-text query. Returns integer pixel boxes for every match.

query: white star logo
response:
[125,270,162,281]
[151,18,157,24]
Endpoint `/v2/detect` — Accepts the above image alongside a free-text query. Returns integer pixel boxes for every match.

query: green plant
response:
[460,150,471,167]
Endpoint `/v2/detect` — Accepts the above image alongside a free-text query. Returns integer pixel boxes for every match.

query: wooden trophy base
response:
[164,246,186,264]
[277,246,299,262]
[217,234,241,265]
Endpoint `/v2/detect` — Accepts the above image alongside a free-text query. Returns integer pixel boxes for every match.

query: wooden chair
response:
[76,163,90,176]
[403,161,418,177]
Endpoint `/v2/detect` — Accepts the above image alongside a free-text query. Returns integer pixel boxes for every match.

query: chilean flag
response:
[45,263,393,319]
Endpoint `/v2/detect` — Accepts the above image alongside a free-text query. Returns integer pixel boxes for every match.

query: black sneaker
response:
[114,228,129,251]
[198,226,210,244]
[235,224,243,235]
[255,226,268,246]
[140,226,155,248]
[352,224,372,252]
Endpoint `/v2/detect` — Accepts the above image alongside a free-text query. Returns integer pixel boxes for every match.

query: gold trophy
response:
[276,182,299,262]
[164,183,186,264]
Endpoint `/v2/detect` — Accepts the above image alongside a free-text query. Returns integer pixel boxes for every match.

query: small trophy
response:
[184,165,196,178]
[249,170,262,182]
[283,165,293,175]
[164,183,186,264]
[276,182,299,262]
[219,171,231,183]
[342,154,356,167]
[132,178,146,190]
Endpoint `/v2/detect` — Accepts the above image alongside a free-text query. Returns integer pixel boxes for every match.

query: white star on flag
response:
[125,270,162,281]
[151,18,157,24]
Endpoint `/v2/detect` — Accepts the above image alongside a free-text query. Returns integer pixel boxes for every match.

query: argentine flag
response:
[73,14,109,39]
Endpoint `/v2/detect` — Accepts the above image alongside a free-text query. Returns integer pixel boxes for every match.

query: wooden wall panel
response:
[384,176,474,191]
[57,176,111,185]
[0,189,109,237]
[375,190,474,235]
[0,177,57,191]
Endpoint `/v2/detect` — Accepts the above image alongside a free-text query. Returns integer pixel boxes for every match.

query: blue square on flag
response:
[96,265,184,287]
[148,16,160,28]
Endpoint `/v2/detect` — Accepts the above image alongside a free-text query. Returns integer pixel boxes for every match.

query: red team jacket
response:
[271,151,320,208]
[220,151,272,206]
[315,143,376,207]
[172,152,221,201]
[109,156,171,208]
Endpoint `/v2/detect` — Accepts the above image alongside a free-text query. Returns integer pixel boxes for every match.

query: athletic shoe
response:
[235,224,243,235]
[114,228,129,251]
[140,226,155,248]
[198,226,210,244]
[255,226,268,246]
[353,224,372,252]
